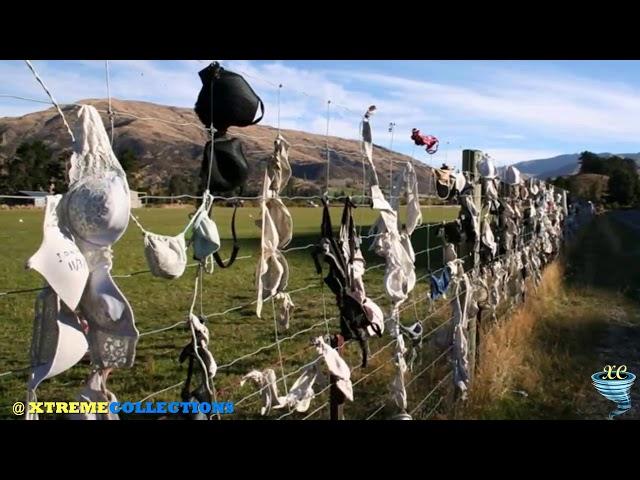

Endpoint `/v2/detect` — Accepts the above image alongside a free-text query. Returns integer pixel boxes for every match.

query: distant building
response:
[9,190,48,208]
[130,190,144,208]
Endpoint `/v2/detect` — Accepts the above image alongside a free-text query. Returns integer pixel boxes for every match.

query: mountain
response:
[0,98,435,196]
[511,153,640,179]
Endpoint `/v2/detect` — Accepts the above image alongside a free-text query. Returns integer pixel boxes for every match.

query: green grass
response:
[0,204,459,420]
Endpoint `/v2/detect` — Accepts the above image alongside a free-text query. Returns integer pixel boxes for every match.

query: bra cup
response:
[259,250,287,298]
[29,288,88,392]
[192,211,221,261]
[202,137,250,193]
[436,181,450,199]
[144,233,187,279]
[384,266,405,303]
[405,268,417,297]
[65,173,130,247]
[275,251,289,292]
[80,267,138,369]
[266,198,293,249]
[27,195,89,311]
[363,298,384,337]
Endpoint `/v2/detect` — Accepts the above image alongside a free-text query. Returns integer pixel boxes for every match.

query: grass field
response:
[0,204,460,420]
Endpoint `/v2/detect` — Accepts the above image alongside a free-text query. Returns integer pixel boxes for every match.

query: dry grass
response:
[458,212,640,419]
[460,262,566,418]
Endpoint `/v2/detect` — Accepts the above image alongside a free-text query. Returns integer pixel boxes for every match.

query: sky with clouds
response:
[2,59,640,169]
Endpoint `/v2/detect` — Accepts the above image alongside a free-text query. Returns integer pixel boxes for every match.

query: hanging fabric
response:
[256,139,293,318]
[267,134,292,194]
[277,365,318,413]
[67,369,119,420]
[26,286,88,420]
[411,128,439,154]
[313,336,353,401]
[26,195,89,311]
[194,61,264,132]
[389,349,408,410]
[450,263,472,399]
[62,105,138,371]
[312,197,382,367]
[201,134,250,193]
[481,215,497,258]
[273,292,295,330]
[241,368,285,416]
[360,105,380,186]
[369,162,421,308]
[179,313,218,419]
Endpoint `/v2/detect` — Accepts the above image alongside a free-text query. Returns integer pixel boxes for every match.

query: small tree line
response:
[550,151,640,207]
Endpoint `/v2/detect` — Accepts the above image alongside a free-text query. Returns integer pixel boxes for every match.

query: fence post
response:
[462,149,482,384]
[329,334,345,420]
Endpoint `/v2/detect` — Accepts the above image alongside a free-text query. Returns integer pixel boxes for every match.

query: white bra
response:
[27,194,89,311]
[144,232,188,279]
[63,105,130,247]
[25,287,88,421]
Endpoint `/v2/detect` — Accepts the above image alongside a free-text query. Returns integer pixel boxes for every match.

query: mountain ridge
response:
[0,98,436,196]
[511,152,640,179]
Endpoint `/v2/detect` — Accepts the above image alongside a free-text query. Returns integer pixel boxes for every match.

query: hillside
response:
[0,98,435,196]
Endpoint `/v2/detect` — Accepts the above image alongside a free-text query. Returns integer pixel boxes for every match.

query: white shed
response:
[17,191,48,208]
[130,190,144,208]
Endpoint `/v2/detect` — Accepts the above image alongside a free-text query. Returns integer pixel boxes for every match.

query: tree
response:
[603,156,640,206]
[549,176,570,190]
[608,169,637,205]
[0,141,66,193]
[579,151,606,174]
[168,174,196,196]
[117,149,138,174]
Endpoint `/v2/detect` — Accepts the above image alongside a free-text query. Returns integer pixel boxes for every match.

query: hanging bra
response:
[60,105,138,370]
[27,194,89,311]
[63,105,130,247]
[267,134,292,194]
[68,369,119,420]
[25,287,88,420]
[143,233,188,280]
[256,173,290,317]
[191,193,221,261]
[78,247,138,369]
[312,197,382,367]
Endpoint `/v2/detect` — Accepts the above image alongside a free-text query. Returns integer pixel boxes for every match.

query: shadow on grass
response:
[564,211,640,304]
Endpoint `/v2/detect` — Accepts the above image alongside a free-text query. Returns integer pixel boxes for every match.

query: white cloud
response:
[3,60,640,166]
[340,68,640,143]
[496,133,526,140]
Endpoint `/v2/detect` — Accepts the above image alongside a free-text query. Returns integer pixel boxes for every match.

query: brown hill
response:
[0,98,436,197]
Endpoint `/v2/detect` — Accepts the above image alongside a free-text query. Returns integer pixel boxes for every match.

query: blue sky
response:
[2,60,640,169]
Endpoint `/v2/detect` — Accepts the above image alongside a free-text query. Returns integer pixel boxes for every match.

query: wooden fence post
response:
[329,334,345,420]
[462,149,483,384]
